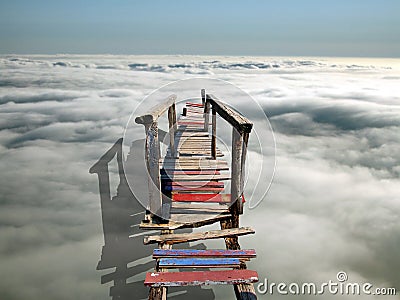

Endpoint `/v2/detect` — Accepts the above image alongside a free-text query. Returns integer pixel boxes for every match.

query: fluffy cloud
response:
[0,55,399,299]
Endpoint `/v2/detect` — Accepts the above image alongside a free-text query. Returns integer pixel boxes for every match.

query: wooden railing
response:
[135,94,177,216]
[203,91,253,216]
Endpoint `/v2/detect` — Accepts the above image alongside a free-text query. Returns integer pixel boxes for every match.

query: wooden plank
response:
[206,94,253,133]
[186,102,204,108]
[153,249,257,259]
[135,94,176,124]
[171,202,229,210]
[162,170,221,175]
[158,258,241,268]
[161,165,229,171]
[170,208,229,215]
[144,227,255,245]
[170,212,231,225]
[165,181,224,187]
[161,158,226,162]
[165,186,224,192]
[175,132,208,136]
[161,174,230,181]
[144,269,259,287]
[173,193,230,203]
[178,121,205,125]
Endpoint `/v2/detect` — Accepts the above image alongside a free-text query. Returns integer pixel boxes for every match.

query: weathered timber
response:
[165,181,224,187]
[153,249,256,259]
[204,99,211,131]
[201,89,206,105]
[231,127,244,215]
[135,94,177,124]
[158,258,241,268]
[167,103,176,157]
[161,174,230,181]
[144,270,258,287]
[206,94,253,134]
[211,105,217,159]
[144,227,255,245]
[173,193,231,203]
[145,122,162,216]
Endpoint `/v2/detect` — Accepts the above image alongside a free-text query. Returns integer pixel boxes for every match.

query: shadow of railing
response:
[90,137,215,300]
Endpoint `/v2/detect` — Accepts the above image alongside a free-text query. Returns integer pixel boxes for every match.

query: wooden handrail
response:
[206,94,253,134]
[135,94,178,217]
[135,94,177,124]
[204,93,253,216]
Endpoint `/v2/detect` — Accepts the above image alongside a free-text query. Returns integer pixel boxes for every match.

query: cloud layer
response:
[0,55,399,299]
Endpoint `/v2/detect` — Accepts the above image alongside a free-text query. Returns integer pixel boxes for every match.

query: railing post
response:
[168,103,177,158]
[204,98,210,131]
[201,89,206,106]
[231,128,244,216]
[211,104,217,159]
[144,122,163,216]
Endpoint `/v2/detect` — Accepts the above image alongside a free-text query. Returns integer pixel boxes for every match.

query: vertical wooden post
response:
[144,122,162,217]
[201,88,206,106]
[211,105,217,159]
[204,99,210,131]
[231,127,244,216]
[240,132,249,203]
[168,104,176,158]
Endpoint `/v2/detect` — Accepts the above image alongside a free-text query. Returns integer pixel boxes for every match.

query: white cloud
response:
[0,54,400,299]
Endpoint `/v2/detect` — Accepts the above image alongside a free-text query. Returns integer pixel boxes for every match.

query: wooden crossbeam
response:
[158,258,241,268]
[144,227,255,245]
[153,249,257,259]
[144,270,259,287]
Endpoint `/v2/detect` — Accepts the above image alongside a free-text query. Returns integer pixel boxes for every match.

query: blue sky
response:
[0,0,399,57]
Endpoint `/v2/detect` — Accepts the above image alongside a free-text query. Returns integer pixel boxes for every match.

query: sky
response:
[0,0,399,57]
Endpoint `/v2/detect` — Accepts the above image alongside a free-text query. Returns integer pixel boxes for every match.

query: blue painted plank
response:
[153,249,256,258]
[158,258,241,268]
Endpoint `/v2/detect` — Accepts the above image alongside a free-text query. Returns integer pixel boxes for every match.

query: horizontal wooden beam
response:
[206,94,253,134]
[144,269,259,287]
[135,94,177,124]
[153,249,257,259]
[158,258,241,268]
[144,227,255,245]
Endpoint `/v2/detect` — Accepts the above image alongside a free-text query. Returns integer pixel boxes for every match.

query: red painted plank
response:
[178,121,205,125]
[186,102,204,107]
[172,193,245,203]
[153,249,256,258]
[165,181,224,187]
[173,193,227,202]
[144,269,258,287]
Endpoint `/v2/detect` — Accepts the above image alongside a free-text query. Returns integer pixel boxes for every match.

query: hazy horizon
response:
[1,1,399,57]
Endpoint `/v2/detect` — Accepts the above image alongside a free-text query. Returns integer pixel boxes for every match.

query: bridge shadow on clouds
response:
[90,136,215,300]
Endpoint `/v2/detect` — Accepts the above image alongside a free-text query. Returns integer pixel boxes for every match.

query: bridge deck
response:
[140,101,233,229]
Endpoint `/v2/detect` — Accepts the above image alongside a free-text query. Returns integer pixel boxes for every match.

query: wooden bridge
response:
[133,89,259,300]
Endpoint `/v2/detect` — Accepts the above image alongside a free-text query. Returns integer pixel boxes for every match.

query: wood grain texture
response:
[144,227,255,245]
[135,94,176,124]
[144,270,258,287]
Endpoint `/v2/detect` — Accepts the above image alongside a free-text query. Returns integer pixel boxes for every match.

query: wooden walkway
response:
[134,89,257,300]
